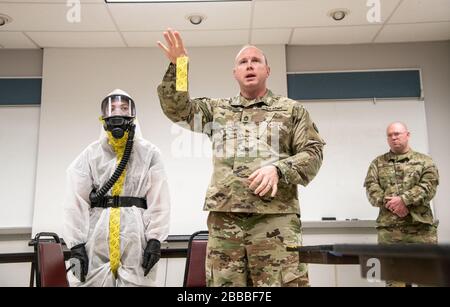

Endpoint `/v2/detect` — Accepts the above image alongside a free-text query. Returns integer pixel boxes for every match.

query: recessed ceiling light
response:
[186,14,206,25]
[0,13,12,27]
[328,9,349,21]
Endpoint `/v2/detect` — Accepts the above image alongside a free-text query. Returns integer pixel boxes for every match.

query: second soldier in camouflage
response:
[364,122,439,287]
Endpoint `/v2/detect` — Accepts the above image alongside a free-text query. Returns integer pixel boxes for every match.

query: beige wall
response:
[287,41,450,242]
[0,50,42,77]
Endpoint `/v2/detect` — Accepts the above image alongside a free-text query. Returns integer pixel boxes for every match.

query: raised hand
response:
[157,28,188,65]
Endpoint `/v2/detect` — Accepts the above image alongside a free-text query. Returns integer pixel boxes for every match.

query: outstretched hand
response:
[157,28,188,64]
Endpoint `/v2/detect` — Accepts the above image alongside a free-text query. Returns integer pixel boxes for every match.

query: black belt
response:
[91,196,147,209]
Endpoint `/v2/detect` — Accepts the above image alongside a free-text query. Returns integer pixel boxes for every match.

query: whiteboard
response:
[298,99,429,221]
[0,106,40,229]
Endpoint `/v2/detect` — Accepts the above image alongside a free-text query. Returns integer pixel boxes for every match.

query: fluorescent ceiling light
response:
[105,0,250,3]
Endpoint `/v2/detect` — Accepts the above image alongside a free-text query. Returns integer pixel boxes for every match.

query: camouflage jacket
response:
[364,150,439,227]
[158,63,325,214]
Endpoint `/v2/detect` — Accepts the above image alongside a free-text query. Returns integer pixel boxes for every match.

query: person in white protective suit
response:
[63,89,171,287]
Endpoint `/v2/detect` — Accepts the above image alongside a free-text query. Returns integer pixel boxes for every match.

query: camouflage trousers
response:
[378,223,438,287]
[206,211,309,287]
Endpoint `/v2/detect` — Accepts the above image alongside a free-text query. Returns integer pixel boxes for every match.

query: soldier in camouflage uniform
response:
[156,29,325,287]
[364,122,439,287]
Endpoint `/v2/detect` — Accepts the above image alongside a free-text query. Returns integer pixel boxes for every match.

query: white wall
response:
[0,237,35,287]
[287,41,450,242]
[32,45,287,236]
[0,106,40,228]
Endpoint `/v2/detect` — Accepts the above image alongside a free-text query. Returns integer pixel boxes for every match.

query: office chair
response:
[183,230,208,287]
[31,232,69,287]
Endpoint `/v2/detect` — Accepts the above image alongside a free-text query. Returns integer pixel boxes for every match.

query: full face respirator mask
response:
[101,89,136,139]
[89,89,137,205]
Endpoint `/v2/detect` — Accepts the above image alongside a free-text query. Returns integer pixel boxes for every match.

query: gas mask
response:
[101,89,136,139]
[90,89,137,205]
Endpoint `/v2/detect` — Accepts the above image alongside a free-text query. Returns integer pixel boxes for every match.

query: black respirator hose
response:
[89,124,135,205]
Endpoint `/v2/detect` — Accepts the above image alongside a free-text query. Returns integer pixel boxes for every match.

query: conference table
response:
[289,244,450,286]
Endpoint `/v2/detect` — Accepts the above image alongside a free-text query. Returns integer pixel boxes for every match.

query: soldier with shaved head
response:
[364,122,440,287]
[157,29,325,287]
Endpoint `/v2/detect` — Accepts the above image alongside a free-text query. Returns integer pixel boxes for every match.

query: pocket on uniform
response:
[377,166,392,189]
[261,115,289,146]
[404,169,422,189]
[409,210,433,225]
[280,265,301,286]
[280,262,310,287]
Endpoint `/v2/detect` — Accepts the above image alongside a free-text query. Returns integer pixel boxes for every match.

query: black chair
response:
[183,231,208,287]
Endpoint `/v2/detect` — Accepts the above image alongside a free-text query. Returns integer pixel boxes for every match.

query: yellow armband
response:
[176,56,189,92]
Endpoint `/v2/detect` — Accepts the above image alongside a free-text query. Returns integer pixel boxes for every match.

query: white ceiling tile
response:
[291,25,381,45]
[0,0,448,48]
[177,29,248,47]
[251,28,291,45]
[108,2,251,31]
[123,30,248,47]
[26,31,126,47]
[0,3,116,31]
[375,22,450,43]
[389,0,450,23]
[122,31,165,47]
[253,0,401,28]
[0,31,38,48]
